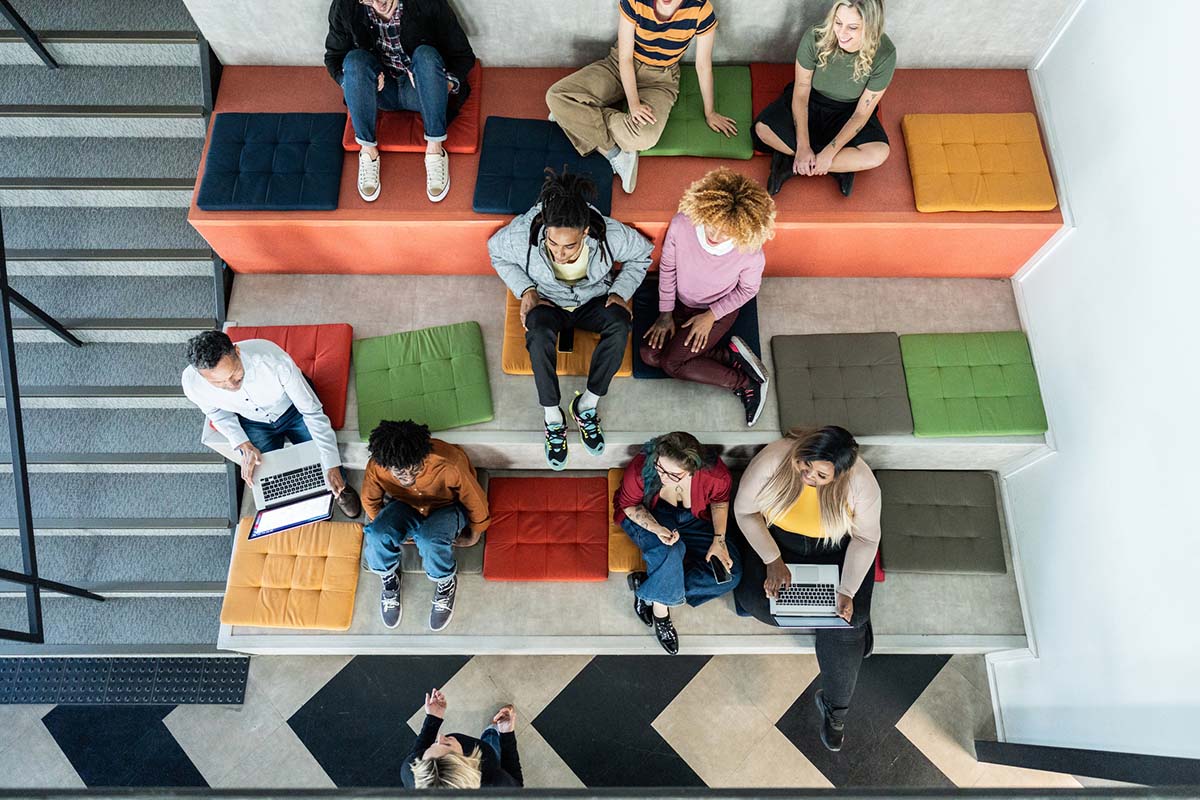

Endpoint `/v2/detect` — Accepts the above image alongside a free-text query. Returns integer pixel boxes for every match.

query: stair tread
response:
[0,65,202,107]
[0,596,223,648]
[9,340,190,388]
[7,274,213,319]
[2,206,206,252]
[0,535,231,584]
[0,471,228,520]
[0,0,198,33]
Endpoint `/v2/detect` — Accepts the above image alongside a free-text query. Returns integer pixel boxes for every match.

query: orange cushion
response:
[342,61,483,154]
[902,112,1058,212]
[500,291,633,377]
[607,468,646,573]
[226,323,353,430]
[220,517,363,630]
[750,62,794,123]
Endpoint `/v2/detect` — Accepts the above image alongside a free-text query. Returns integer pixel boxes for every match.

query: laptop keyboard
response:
[261,463,325,504]
[776,582,837,608]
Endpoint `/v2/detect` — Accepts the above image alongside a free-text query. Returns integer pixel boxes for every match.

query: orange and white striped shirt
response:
[619,0,717,67]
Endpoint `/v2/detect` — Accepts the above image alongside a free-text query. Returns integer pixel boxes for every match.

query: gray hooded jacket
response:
[487,204,654,308]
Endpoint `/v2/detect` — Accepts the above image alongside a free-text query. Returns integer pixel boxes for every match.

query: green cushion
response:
[353,321,493,437]
[900,331,1047,437]
[642,65,754,160]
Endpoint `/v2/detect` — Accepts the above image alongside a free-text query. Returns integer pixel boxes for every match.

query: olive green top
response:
[796,26,897,103]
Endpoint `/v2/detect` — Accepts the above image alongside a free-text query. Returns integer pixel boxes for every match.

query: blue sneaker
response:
[545,412,568,470]
[569,393,605,456]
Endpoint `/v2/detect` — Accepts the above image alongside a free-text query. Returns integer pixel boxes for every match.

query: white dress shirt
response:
[181,339,341,472]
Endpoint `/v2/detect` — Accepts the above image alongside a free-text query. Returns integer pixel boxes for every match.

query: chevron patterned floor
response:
[0,654,1087,789]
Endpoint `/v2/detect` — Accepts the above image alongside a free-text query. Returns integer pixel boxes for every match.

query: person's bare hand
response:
[492,704,516,733]
[629,101,656,128]
[706,538,733,570]
[681,310,716,353]
[325,467,346,496]
[813,147,836,176]
[236,441,262,485]
[705,111,738,138]
[605,294,632,315]
[763,557,792,599]
[377,72,385,92]
[644,312,675,349]
[835,593,853,623]
[793,146,817,176]
[519,289,541,330]
[425,688,448,718]
[656,526,680,546]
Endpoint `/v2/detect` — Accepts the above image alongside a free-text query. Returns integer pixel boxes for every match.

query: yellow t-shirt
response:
[549,243,589,286]
[772,485,824,539]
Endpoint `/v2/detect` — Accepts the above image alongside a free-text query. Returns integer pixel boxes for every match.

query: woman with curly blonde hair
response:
[753,0,895,197]
[642,168,776,426]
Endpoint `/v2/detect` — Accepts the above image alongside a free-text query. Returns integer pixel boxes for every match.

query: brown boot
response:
[335,484,362,518]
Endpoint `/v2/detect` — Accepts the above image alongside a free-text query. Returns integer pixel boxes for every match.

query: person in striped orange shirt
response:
[547,0,738,194]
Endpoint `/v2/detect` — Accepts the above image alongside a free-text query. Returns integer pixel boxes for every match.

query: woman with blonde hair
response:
[403,688,523,788]
[753,0,896,197]
[642,168,776,426]
[733,426,881,752]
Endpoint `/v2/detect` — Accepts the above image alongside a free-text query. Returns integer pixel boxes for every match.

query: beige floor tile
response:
[896,661,995,787]
[250,655,354,720]
[213,722,336,789]
[720,726,832,789]
[510,724,586,789]
[972,762,1082,789]
[708,654,819,723]
[0,704,53,755]
[948,653,991,697]
[0,720,85,789]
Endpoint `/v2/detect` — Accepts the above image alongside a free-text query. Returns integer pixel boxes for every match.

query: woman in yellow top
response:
[733,426,881,753]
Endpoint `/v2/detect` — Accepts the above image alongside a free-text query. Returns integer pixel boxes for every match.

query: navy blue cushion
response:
[197,113,346,211]
[632,276,762,379]
[473,116,614,216]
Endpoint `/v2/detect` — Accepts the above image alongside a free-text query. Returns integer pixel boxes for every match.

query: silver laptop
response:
[250,440,330,510]
[770,564,851,629]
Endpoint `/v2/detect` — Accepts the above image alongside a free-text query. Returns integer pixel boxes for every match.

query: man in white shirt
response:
[182,330,362,518]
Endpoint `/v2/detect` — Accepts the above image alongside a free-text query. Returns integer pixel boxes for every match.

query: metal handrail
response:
[0,0,59,69]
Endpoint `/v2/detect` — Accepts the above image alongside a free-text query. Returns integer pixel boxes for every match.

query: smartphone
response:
[557,327,575,354]
[709,556,732,585]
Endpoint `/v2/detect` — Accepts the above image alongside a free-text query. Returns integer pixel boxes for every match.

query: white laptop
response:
[769,564,851,629]
[247,441,333,539]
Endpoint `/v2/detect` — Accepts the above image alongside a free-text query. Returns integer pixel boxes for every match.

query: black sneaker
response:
[379,571,402,629]
[768,150,792,196]
[569,393,605,456]
[728,336,767,384]
[430,575,457,632]
[627,572,653,626]
[734,384,768,427]
[815,690,845,752]
[834,172,855,197]
[545,413,568,471]
[653,614,679,655]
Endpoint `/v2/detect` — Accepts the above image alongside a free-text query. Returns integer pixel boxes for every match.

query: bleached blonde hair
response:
[410,749,483,790]
[813,0,886,84]
[677,168,776,252]
[755,428,858,546]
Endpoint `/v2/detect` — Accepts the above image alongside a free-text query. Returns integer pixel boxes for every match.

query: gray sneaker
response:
[607,148,639,194]
[430,575,457,631]
[379,571,402,629]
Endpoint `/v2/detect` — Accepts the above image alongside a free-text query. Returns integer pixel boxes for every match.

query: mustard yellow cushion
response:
[607,468,646,573]
[220,517,363,630]
[501,291,633,377]
[902,113,1058,212]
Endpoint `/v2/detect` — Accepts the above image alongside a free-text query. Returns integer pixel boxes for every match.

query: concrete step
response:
[7,274,213,322]
[0,64,202,107]
[0,595,223,654]
[0,0,198,33]
[0,407,210,456]
[3,340,192,392]
[0,533,231,588]
[5,251,213,276]
[0,32,200,67]
[0,465,228,521]
[2,206,206,251]
[0,518,231,536]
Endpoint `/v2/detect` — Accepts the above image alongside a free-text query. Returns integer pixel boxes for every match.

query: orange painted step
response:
[188,66,1062,278]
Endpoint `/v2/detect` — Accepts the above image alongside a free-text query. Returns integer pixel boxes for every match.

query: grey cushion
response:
[772,333,914,435]
[877,470,1007,574]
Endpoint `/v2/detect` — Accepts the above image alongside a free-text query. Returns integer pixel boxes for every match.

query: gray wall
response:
[186,0,1075,69]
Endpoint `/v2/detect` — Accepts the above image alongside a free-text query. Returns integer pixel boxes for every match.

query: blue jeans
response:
[238,405,345,481]
[339,46,449,146]
[479,726,500,760]
[622,503,742,608]
[363,499,463,580]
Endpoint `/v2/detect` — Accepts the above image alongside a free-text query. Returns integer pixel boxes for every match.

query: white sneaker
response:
[548,111,556,123]
[357,151,380,202]
[425,150,449,203]
[608,148,639,194]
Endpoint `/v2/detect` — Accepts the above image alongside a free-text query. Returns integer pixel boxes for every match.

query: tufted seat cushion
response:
[197,112,346,211]
[500,290,633,378]
[902,112,1058,212]
[876,470,1006,574]
[483,476,609,582]
[226,324,353,430]
[221,517,363,630]
[353,321,493,437]
[473,116,614,216]
[900,331,1047,437]
[342,61,483,154]
[642,65,754,160]
[772,333,913,435]
[607,468,646,573]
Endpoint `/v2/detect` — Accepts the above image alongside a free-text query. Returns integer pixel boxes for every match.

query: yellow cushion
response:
[607,468,646,573]
[501,291,633,377]
[902,113,1058,212]
[220,517,363,630]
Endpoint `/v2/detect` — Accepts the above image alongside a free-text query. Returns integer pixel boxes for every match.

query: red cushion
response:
[225,323,353,430]
[875,550,885,583]
[483,476,609,582]
[342,61,483,154]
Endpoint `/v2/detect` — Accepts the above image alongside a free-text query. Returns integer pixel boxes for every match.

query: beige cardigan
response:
[733,438,881,598]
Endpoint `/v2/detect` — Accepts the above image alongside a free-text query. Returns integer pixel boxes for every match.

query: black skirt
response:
[752,83,888,154]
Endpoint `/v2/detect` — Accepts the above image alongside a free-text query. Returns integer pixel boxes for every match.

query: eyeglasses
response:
[391,464,422,482]
[654,459,687,482]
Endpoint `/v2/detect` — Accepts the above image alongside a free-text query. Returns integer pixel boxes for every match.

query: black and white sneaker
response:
[728,336,767,384]
[569,393,605,456]
[429,575,457,632]
[379,571,402,629]
[653,614,679,655]
[545,413,568,470]
[627,572,653,626]
[734,384,768,427]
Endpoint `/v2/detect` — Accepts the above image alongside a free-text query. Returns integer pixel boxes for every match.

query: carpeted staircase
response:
[0,0,233,653]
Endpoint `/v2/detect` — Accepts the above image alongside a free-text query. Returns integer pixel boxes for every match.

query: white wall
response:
[993,0,1200,759]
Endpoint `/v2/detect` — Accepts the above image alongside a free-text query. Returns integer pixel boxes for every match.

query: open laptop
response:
[248,441,333,539]
[769,564,851,629]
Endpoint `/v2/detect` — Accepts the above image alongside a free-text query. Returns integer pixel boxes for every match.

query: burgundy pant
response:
[640,305,749,390]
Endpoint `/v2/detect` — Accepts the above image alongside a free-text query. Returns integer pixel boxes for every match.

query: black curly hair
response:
[368,419,434,472]
[185,330,236,371]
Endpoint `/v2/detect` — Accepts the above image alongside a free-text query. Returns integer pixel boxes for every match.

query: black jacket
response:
[324,0,475,117]
[400,715,524,788]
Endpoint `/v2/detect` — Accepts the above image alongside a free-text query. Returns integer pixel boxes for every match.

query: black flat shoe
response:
[627,572,653,626]
[815,690,844,752]
[768,150,792,196]
[653,614,679,655]
[834,171,855,197]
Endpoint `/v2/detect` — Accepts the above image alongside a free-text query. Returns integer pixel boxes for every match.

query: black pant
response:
[735,528,875,723]
[525,295,632,407]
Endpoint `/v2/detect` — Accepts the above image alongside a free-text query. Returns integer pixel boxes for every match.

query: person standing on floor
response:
[753,0,895,197]
[404,688,524,788]
[733,427,881,752]
[643,168,776,427]
[324,0,476,203]
[360,420,489,632]
[181,330,362,519]
[616,432,740,654]
[488,169,653,470]
[546,0,739,193]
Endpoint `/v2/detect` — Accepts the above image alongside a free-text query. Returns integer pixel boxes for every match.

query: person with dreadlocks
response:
[360,419,489,631]
[643,168,776,427]
[488,169,653,470]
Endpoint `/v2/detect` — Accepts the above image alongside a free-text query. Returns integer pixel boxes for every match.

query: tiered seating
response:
[500,291,633,378]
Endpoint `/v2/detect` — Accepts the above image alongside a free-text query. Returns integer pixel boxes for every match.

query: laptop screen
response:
[250,493,333,539]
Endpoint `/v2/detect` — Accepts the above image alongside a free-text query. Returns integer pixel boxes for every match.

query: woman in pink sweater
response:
[643,168,777,425]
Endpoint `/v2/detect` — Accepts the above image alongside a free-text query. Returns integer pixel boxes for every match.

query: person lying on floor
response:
[324,0,475,203]
[488,169,653,470]
[546,0,738,193]
[360,419,489,632]
[643,168,776,427]
[615,432,740,655]
[181,330,361,519]
[404,687,523,789]
[753,0,895,197]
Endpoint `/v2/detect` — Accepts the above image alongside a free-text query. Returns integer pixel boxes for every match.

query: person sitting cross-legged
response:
[361,420,489,631]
